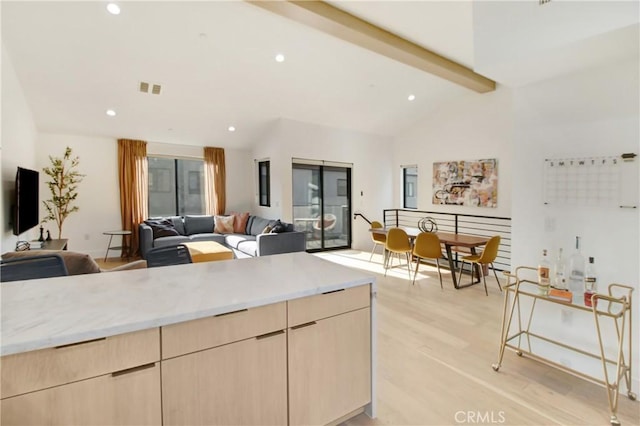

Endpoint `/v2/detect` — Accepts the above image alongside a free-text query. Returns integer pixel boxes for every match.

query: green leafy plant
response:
[42,147,85,239]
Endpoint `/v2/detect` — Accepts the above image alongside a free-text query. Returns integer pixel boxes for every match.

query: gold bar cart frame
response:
[492,266,636,426]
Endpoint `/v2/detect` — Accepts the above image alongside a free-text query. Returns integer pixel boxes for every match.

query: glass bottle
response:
[537,249,551,296]
[554,248,566,290]
[569,236,585,282]
[584,257,597,307]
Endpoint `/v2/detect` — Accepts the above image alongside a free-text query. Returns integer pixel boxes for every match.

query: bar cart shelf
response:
[492,266,635,426]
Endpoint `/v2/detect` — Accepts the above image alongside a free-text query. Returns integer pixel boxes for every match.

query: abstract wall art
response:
[432,158,498,207]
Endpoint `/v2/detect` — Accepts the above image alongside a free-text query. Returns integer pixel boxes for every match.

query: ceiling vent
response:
[539,0,552,5]
[139,81,162,95]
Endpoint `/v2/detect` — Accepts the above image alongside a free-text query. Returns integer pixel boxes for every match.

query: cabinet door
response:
[289,307,371,425]
[1,362,161,426]
[162,331,287,426]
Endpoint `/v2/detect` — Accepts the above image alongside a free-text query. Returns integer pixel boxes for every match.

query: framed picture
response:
[432,158,498,207]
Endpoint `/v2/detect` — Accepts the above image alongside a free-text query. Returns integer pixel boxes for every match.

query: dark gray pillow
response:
[270,219,287,233]
[249,216,272,236]
[169,216,185,235]
[144,219,180,239]
[184,215,214,235]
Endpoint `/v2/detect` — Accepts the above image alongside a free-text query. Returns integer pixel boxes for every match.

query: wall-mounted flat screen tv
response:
[13,167,39,236]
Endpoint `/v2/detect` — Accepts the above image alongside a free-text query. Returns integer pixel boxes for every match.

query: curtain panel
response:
[118,139,148,257]
[204,147,226,215]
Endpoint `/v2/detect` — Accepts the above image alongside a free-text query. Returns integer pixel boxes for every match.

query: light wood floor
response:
[315,250,639,426]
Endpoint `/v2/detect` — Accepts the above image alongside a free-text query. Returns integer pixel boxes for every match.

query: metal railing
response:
[383,209,511,271]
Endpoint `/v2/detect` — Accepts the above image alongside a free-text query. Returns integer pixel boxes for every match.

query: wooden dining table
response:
[370,226,490,289]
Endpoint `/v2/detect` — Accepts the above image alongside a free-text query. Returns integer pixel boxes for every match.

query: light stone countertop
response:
[0,252,376,356]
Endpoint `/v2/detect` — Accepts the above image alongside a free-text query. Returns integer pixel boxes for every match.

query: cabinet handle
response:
[111,363,156,377]
[214,308,248,317]
[55,337,106,349]
[256,330,285,340]
[322,288,345,295]
[291,321,317,330]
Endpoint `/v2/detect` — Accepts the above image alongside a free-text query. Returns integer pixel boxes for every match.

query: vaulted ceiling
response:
[2,1,638,149]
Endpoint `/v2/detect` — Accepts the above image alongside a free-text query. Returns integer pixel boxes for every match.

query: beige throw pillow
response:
[214,215,235,234]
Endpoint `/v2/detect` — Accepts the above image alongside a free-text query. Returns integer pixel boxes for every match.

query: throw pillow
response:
[214,215,235,234]
[231,212,250,234]
[270,219,287,233]
[144,219,180,239]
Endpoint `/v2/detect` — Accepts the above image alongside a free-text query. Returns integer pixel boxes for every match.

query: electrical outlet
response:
[561,309,572,324]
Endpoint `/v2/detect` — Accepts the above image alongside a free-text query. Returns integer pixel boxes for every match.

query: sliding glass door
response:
[292,162,351,251]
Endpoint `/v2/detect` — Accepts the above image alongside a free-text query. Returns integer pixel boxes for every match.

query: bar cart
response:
[492,266,635,426]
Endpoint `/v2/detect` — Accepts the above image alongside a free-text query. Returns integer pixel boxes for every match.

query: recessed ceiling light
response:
[275,54,285,63]
[228,126,236,132]
[408,94,416,101]
[106,109,116,116]
[106,3,121,15]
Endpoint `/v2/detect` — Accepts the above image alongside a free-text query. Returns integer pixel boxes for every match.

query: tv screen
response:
[13,167,39,236]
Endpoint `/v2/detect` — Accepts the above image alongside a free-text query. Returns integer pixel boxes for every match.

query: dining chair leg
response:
[384,249,389,276]
[412,256,420,285]
[405,252,412,279]
[491,262,502,291]
[482,270,488,296]
[435,258,443,289]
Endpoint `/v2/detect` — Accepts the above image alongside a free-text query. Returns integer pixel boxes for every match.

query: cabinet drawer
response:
[288,284,370,327]
[1,362,161,425]
[1,328,159,399]
[162,302,286,359]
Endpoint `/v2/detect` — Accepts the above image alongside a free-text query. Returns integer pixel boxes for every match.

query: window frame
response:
[258,160,271,207]
[402,165,418,209]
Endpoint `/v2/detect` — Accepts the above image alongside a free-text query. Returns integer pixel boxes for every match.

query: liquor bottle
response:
[538,249,551,295]
[569,236,585,282]
[583,257,597,307]
[554,248,566,290]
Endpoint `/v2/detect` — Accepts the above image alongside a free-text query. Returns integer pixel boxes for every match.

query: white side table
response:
[103,230,132,262]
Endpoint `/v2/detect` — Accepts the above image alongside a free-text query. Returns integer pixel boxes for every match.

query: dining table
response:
[369,226,491,289]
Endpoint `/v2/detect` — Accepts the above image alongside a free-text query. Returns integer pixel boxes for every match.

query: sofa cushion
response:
[184,215,214,235]
[270,219,287,234]
[153,235,191,248]
[214,215,235,234]
[231,212,250,234]
[144,219,180,239]
[225,234,256,250]
[189,233,226,245]
[169,216,186,235]
[249,216,275,236]
[236,240,258,257]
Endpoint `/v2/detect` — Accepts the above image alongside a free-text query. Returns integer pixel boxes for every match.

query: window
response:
[258,160,270,207]
[403,166,418,209]
[148,157,204,216]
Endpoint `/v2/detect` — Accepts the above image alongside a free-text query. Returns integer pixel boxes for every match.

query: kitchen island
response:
[1,252,376,425]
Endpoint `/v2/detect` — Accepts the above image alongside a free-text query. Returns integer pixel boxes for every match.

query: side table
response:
[103,230,132,262]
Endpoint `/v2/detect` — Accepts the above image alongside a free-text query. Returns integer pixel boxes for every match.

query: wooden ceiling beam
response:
[248,1,495,93]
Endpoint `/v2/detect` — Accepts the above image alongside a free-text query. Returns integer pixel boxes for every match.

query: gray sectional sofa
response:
[139,214,306,260]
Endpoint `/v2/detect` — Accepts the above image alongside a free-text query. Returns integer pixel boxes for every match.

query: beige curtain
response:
[204,147,226,215]
[118,139,148,258]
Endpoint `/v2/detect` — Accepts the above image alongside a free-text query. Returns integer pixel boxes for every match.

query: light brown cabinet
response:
[0,329,161,426]
[162,331,288,425]
[289,306,371,425]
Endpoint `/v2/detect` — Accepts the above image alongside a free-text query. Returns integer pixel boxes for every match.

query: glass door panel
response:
[292,163,351,251]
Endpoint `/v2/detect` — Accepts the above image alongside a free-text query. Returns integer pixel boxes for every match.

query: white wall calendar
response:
[543,154,638,208]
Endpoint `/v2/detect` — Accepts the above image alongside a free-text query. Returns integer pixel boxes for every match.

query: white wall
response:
[512,58,639,387]
[251,118,394,251]
[1,44,38,252]
[393,86,513,219]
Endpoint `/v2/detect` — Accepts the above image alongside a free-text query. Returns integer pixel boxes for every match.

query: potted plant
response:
[42,146,84,239]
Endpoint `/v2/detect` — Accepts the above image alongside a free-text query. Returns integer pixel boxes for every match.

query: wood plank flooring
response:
[315,250,639,426]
